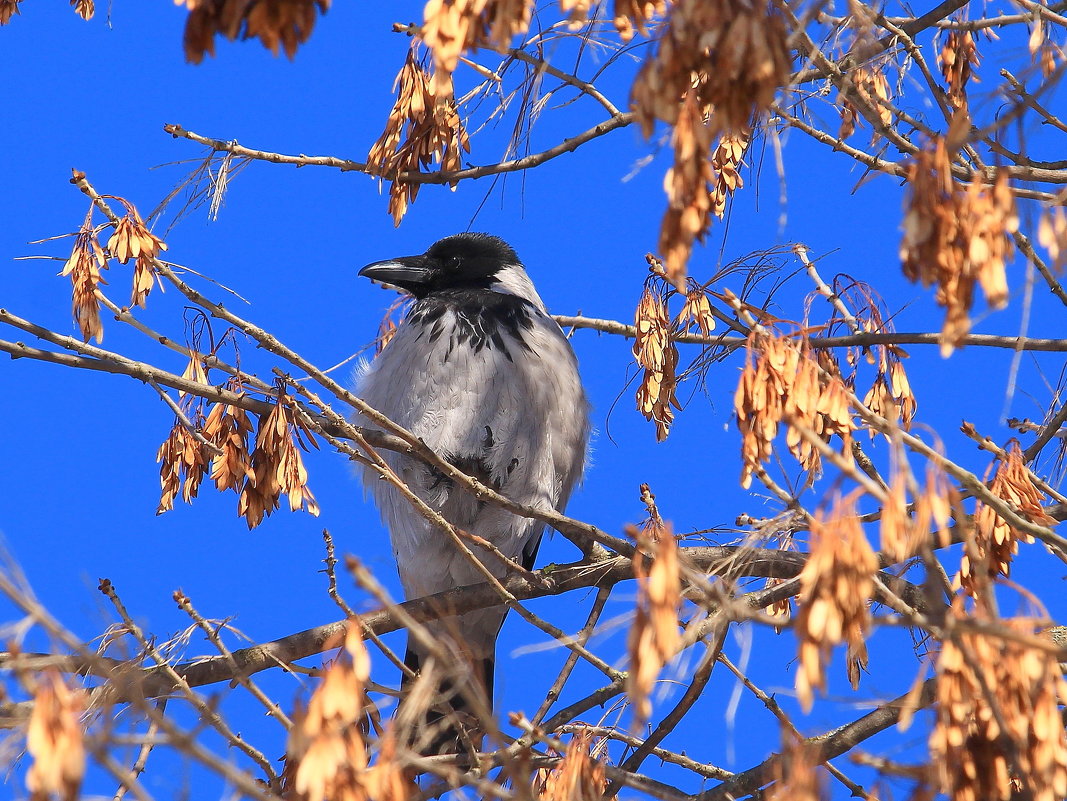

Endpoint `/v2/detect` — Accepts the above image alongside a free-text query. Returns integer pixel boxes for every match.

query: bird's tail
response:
[400,645,494,758]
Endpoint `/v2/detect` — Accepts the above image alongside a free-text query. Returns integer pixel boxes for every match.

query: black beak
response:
[359,256,435,295]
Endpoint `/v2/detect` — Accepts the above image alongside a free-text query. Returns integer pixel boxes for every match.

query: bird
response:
[354,232,590,753]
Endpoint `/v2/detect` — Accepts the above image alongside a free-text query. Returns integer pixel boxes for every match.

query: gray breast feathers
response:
[355,300,590,598]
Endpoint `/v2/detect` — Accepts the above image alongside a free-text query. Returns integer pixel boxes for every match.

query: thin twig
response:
[98,580,279,782]
[172,591,293,729]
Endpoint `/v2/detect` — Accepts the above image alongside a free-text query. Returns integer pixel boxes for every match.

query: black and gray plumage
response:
[355,232,590,750]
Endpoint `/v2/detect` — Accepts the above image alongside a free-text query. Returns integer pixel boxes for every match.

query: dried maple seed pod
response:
[156,419,210,513]
[203,400,255,493]
[960,442,1056,597]
[421,0,533,96]
[70,0,93,20]
[931,612,1067,801]
[367,48,470,225]
[901,139,1017,355]
[26,670,86,801]
[613,0,666,41]
[238,394,319,528]
[1038,208,1067,268]
[285,622,390,801]
[938,31,980,109]
[735,334,856,487]
[631,0,790,284]
[60,208,109,343]
[794,494,878,711]
[0,0,23,25]
[626,521,682,726]
[633,285,681,440]
[533,728,610,801]
[181,0,330,63]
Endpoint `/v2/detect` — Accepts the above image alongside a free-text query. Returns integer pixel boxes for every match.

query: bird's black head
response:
[359,233,521,299]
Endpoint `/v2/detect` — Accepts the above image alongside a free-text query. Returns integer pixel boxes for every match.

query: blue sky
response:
[1,3,1064,799]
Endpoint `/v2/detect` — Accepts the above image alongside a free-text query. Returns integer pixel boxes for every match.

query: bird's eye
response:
[450,256,462,268]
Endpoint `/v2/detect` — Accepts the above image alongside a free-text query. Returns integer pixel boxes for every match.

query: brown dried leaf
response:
[361,730,417,801]
[678,288,716,335]
[879,471,916,562]
[845,639,868,690]
[422,0,532,95]
[913,462,958,550]
[765,733,826,801]
[129,255,159,310]
[178,352,209,399]
[632,0,790,136]
[838,96,858,140]
[839,65,894,131]
[1029,21,1062,77]
[888,358,917,428]
[763,579,792,633]
[862,374,896,431]
[710,127,750,218]
[559,0,594,29]
[374,296,411,355]
[107,205,167,308]
[657,92,716,285]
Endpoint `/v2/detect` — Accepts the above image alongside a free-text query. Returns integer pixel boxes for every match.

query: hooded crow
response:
[355,232,590,752]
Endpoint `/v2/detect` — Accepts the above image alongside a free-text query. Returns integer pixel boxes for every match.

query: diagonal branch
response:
[694,678,937,801]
